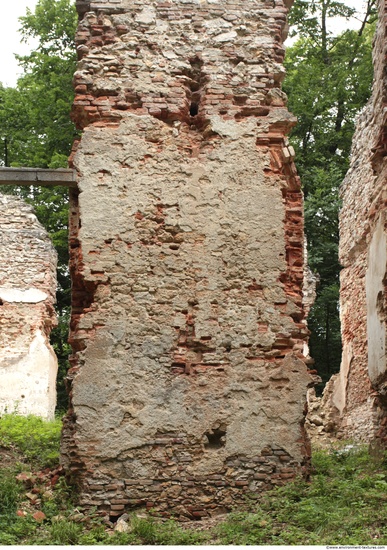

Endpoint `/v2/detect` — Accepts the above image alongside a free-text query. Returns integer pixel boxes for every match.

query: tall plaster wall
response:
[62,0,312,519]
[0,194,58,419]
[315,0,387,444]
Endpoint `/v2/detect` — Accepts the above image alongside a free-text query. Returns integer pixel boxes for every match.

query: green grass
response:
[1,413,387,545]
[0,469,22,515]
[0,466,37,544]
[216,446,387,545]
[0,413,61,467]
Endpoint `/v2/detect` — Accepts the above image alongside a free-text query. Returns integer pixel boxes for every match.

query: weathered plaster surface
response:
[62,0,312,519]
[0,194,58,419]
[366,217,387,386]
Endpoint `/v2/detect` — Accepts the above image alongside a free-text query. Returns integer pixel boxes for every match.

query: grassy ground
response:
[1,413,387,545]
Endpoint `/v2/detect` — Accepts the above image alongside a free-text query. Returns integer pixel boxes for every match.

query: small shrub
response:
[0,470,22,515]
[49,519,83,545]
[80,527,139,545]
[0,515,36,544]
[41,498,60,518]
[0,532,17,545]
[130,516,157,543]
[311,448,336,475]
[153,519,208,545]
[78,525,111,545]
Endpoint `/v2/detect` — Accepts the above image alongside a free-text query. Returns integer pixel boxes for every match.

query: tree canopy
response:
[0,0,77,169]
[284,0,376,386]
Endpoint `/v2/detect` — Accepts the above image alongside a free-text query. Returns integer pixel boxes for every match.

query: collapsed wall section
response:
[62,0,312,519]
[324,0,387,443]
[0,194,58,419]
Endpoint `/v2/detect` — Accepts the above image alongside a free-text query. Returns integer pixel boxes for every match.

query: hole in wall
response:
[181,55,208,127]
[109,514,124,524]
[204,427,227,450]
[188,90,202,122]
[190,102,199,117]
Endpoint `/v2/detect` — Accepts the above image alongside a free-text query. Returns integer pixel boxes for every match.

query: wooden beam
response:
[0,168,77,188]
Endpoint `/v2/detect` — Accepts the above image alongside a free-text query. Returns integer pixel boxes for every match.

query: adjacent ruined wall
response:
[0,194,58,419]
[323,0,387,443]
[62,0,312,519]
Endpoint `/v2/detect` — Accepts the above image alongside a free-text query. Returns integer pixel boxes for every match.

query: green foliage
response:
[0,0,78,169]
[19,0,77,56]
[0,414,62,468]
[284,0,375,382]
[14,0,77,169]
[308,284,342,388]
[289,0,356,39]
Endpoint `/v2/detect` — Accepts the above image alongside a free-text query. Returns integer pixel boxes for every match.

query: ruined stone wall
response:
[324,0,387,443]
[0,194,58,419]
[62,0,312,519]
